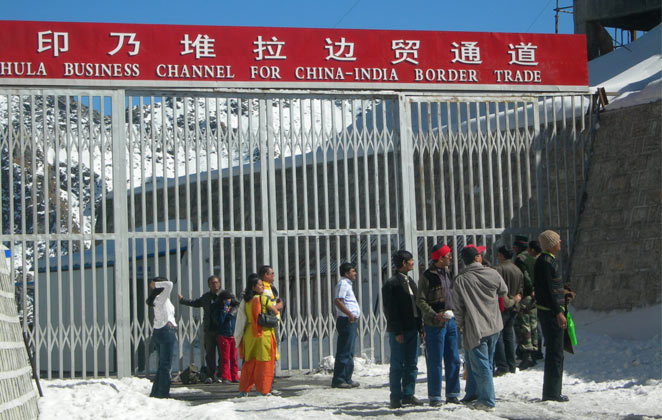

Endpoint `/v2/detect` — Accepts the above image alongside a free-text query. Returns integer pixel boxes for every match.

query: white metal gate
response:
[1,88,596,377]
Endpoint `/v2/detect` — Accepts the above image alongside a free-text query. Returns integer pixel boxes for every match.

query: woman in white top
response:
[147,277,177,398]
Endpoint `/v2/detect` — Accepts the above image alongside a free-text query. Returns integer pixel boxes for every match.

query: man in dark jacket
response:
[494,246,523,376]
[382,250,424,409]
[178,275,222,383]
[534,230,569,402]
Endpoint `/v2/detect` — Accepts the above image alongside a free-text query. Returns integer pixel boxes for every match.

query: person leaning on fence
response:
[331,262,361,389]
[382,250,424,409]
[452,245,508,412]
[178,275,223,383]
[416,244,461,407]
[147,276,177,399]
[236,273,279,397]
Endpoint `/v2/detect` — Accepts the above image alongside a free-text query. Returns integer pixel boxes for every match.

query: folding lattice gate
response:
[0,88,595,378]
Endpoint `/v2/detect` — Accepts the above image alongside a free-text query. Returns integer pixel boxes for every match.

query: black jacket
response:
[382,271,423,334]
[179,291,222,332]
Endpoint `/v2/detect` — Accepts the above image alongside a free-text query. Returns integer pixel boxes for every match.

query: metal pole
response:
[112,90,131,378]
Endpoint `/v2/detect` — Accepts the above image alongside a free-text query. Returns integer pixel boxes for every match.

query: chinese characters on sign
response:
[0,21,588,89]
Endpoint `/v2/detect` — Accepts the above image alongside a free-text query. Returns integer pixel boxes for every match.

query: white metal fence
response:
[0,88,596,378]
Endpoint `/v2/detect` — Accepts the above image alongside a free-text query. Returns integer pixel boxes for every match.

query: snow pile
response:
[589,24,662,110]
[36,304,662,420]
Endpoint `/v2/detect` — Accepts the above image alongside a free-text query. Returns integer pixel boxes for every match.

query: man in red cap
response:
[416,243,461,407]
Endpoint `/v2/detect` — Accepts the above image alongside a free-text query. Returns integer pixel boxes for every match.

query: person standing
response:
[535,230,569,402]
[516,240,542,369]
[148,277,177,399]
[416,244,461,406]
[331,262,361,389]
[259,265,284,313]
[178,275,223,383]
[215,290,240,384]
[382,250,424,409]
[452,245,508,412]
[237,274,279,396]
[494,246,523,376]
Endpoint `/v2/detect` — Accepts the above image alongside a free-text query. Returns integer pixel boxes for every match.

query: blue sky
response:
[4,0,575,34]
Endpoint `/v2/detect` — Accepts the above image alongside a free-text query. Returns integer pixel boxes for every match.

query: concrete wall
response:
[570,101,661,310]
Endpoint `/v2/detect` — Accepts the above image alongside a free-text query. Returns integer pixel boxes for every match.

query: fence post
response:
[397,94,419,278]
[112,90,131,378]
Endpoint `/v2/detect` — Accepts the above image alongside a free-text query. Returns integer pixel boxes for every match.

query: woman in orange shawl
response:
[238,274,279,396]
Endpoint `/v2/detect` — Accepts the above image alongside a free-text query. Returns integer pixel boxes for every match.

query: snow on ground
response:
[37,304,662,420]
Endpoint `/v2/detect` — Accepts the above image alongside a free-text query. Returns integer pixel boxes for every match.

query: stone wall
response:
[570,100,661,310]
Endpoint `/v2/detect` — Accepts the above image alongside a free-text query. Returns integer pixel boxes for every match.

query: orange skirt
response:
[238,335,276,394]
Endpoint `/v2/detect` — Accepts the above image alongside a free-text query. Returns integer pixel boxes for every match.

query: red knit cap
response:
[430,244,451,261]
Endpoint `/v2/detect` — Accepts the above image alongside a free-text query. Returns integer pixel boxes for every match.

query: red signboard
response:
[0,21,588,91]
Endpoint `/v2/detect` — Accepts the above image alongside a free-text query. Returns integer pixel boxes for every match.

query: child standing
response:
[215,290,240,383]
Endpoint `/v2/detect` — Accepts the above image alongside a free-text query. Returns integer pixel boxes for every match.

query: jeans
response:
[150,325,176,398]
[495,309,518,372]
[464,332,498,408]
[388,330,419,401]
[332,316,358,385]
[425,318,461,401]
[538,310,565,399]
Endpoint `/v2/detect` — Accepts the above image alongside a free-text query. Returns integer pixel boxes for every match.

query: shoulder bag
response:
[257,295,279,328]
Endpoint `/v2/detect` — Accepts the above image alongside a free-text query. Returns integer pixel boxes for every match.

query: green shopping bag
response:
[566,311,577,346]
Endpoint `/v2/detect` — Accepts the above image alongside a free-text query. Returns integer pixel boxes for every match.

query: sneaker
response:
[429,399,443,407]
[331,382,352,389]
[269,389,282,396]
[401,395,424,406]
[493,369,509,377]
[231,379,240,383]
[389,399,402,409]
[460,395,477,404]
[470,402,495,412]
[348,381,360,388]
[238,392,249,397]
[446,397,461,404]
[262,392,272,397]
[204,377,213,384]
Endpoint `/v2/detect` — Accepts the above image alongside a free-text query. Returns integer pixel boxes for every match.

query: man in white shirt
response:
[331,262,361,389]
[148,277,177,398]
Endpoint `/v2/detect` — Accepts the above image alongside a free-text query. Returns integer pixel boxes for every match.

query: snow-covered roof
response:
[589,24,662,110]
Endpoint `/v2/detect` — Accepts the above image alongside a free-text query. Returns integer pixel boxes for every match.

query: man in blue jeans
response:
[331,262,361,389]
[416,244,461,406]
[452,245,508,412]
[148,277,177,398]
[382,250,424,409]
